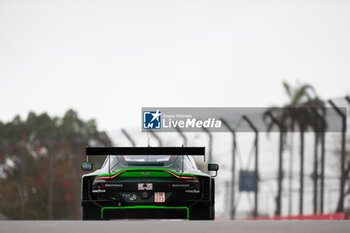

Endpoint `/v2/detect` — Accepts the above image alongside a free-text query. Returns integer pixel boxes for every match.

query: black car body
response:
[81,147,218,220]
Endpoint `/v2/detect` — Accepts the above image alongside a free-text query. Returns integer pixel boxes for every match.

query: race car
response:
[81,147,219,220]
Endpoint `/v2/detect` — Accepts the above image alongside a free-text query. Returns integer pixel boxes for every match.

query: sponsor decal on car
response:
[105,184,123,188]
[185,190,200,193]
[122,193,137,201]
[92,189,106,193]
[172,184,190,188]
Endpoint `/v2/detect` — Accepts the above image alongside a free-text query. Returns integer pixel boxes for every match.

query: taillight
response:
[95,170,197,180]
[164,170,197,180]
[95,170,126,180]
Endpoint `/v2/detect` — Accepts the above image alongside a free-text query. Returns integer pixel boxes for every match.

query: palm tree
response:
[264,81,320,215]
[263,107,288,216]
[283,81,323,215]
[300,97,325,214]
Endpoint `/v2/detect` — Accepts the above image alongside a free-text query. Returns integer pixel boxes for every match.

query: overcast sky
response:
[0,0,349,131]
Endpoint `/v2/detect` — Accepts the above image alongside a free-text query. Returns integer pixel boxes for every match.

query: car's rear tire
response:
[190,178,215,220]
[210,178,215,220]
[189,204,211,220]
[82,206,101,220]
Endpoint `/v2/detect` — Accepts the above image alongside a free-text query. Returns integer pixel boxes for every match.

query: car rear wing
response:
[86,147,205,156]
[85,147,206,174]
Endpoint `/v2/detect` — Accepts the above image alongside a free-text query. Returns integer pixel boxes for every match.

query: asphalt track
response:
[0,220,349,233]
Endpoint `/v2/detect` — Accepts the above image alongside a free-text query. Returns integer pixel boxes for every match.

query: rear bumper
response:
[101,206,189,219]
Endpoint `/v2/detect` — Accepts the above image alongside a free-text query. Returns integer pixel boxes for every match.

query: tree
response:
[264,81,323,215]
[300,97,325,214]
[0,109,112,220]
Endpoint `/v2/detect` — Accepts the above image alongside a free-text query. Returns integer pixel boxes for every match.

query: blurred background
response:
[0,0,349,220]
